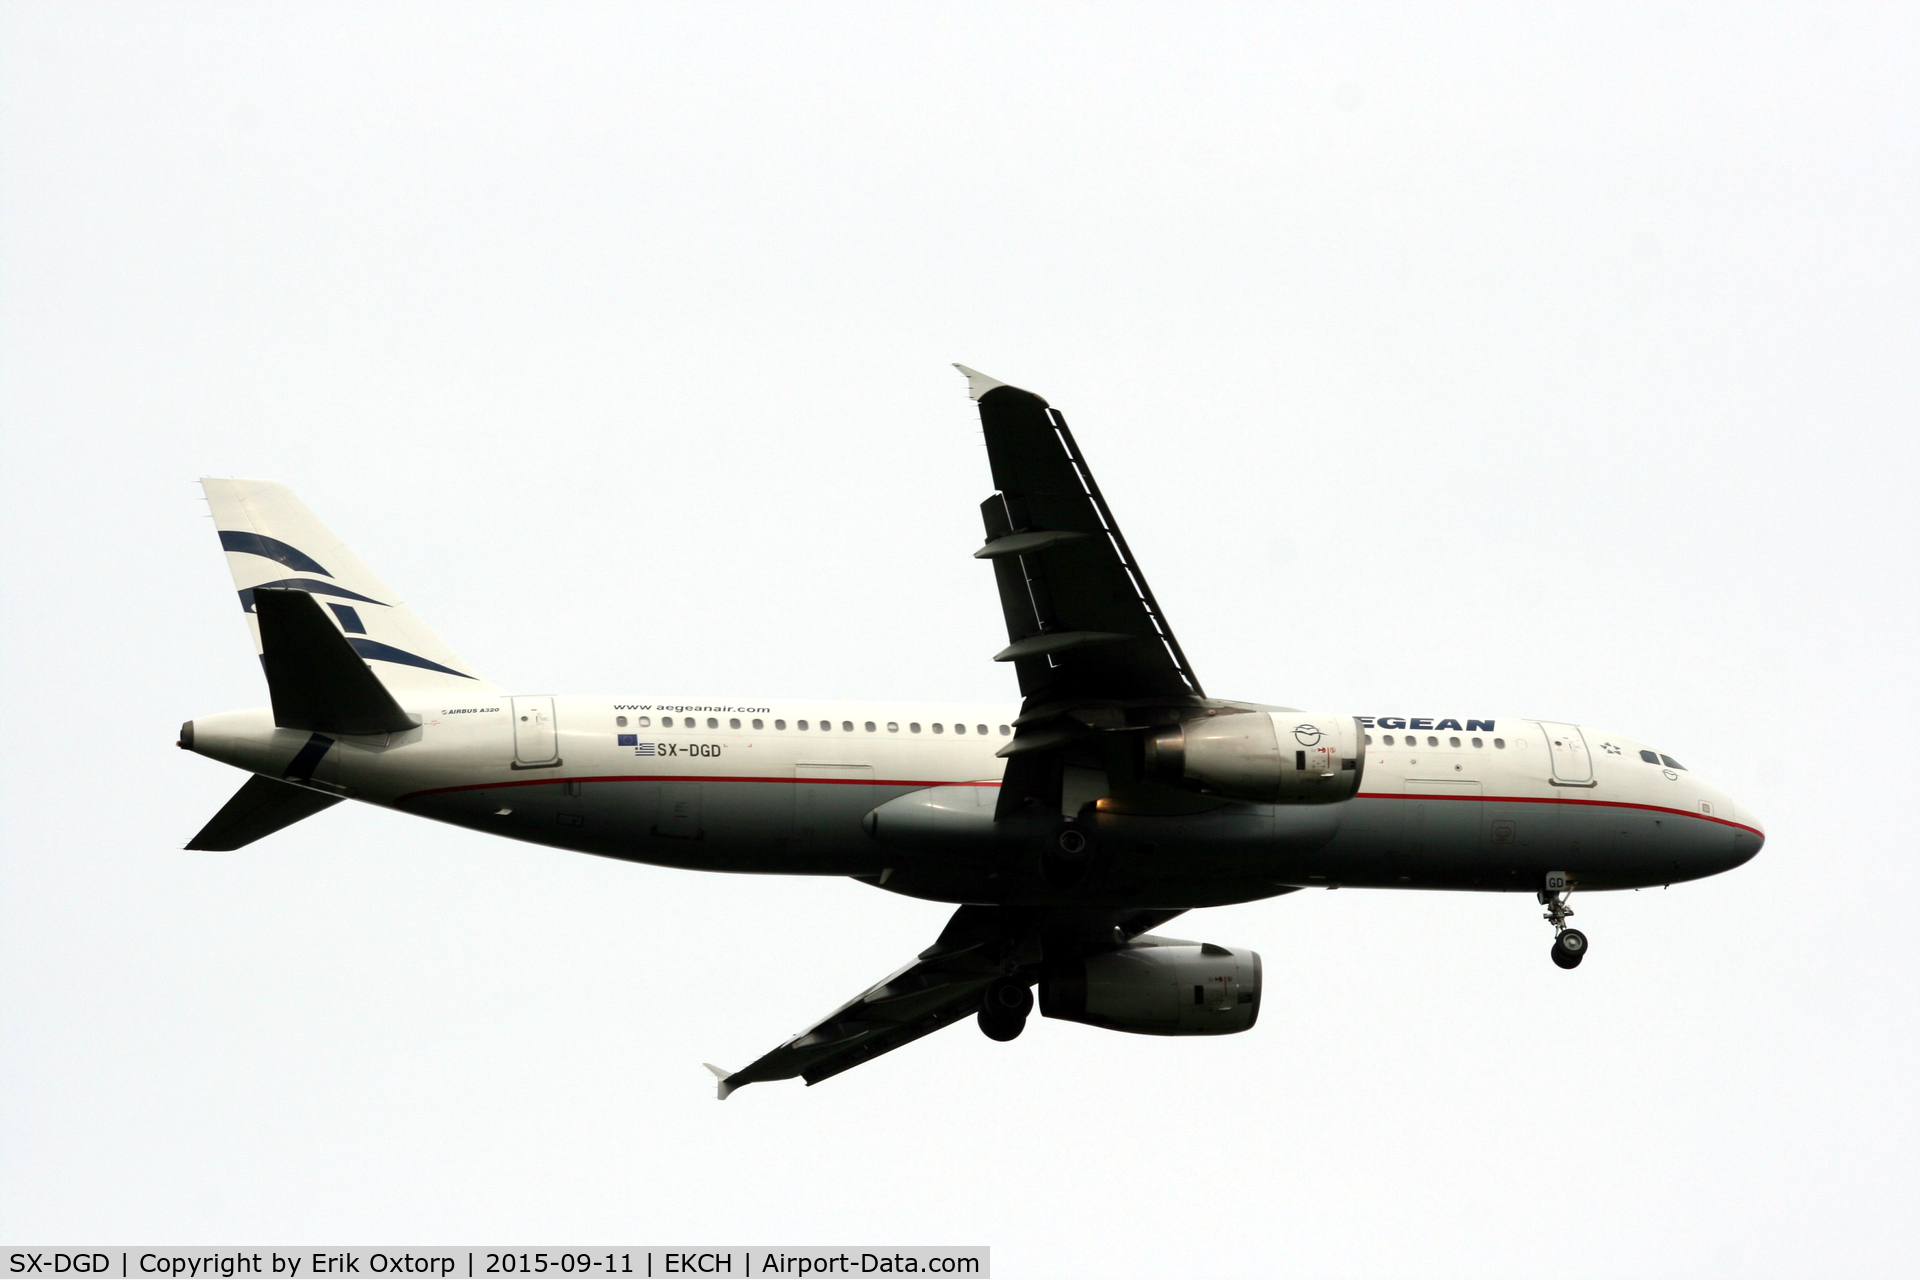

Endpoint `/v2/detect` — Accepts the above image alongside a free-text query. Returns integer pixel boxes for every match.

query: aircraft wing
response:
[956,366,1209,818]
[706,904,1185,1097]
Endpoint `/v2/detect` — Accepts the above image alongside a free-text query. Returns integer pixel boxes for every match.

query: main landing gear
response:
[977,976,1034,1041]
[1539,885,1589,969]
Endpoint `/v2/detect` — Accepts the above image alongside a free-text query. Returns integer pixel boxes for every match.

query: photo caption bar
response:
[3,1252,987,1279]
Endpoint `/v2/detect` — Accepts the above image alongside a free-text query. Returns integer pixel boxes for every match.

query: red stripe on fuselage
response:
[395,775,1758,836]
[1355,790,1763,837]
[396,774,1001,803]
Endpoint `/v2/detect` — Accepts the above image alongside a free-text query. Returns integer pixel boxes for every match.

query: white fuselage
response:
[187,696,1764,907]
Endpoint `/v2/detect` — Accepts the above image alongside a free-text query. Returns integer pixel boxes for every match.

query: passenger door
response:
[510,696,560,766]
[1537,721,1593,785]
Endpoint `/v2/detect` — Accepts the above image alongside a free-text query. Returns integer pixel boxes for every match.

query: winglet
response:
[703,1062,738,1101]
[952,364,1007,402]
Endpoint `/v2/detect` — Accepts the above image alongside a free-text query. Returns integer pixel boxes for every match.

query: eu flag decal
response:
[617,734,638,746]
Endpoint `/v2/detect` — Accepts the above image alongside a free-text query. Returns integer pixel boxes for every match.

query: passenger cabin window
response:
[774,719,786,730]
[999,725,1011,735]
[865,721,876,732]
[977,724,988,735]
[843,721,854,732]
[1661,754,1686,770]
[616,716,628,727]
[1449,736,1461,748]
[637,716,651,728]
[1365,734,1374,745]
[933,723,944,734]
[729,718,741,729]
[955,723,966,734]
[662,716,674,728]
[911,723,922,733]
[1640,750,1660,764]
[887,722,899,732]
[751,718,763,730]
[1494,738,1506,748]
[707,717,718,728]
[797,720,808,730]
[1427,735,1438,747]
[1471,737,1482,748]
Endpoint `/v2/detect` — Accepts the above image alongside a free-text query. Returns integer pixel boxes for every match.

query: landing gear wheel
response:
[977,977,1033,1041]
[978,1010,1025,1041]
[1539,887,1586,969]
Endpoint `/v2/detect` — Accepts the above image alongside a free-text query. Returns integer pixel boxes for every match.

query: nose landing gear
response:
[1539,886,1589,969]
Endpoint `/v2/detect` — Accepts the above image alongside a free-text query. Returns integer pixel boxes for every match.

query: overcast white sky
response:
[3,3,1916,1275]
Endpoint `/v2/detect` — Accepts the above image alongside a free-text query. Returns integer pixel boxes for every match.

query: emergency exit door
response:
[1537,721,1593,785]
[511,696,560,766]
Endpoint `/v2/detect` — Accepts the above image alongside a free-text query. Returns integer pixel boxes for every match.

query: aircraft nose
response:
[1725,803,1764,868]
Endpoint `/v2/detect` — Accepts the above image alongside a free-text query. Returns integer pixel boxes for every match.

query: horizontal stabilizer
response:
[186,774,343,851]
[256,588,418,734]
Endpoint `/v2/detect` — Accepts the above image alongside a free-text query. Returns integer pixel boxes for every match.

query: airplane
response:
[178,365,1765,1097]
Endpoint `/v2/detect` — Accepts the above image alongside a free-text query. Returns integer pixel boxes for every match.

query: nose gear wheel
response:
[1538,889,1588,969]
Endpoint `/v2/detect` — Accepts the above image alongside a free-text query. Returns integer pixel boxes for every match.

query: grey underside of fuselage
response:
[397,781,1757,908]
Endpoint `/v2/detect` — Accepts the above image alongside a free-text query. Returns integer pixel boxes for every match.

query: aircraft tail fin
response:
[200,479,497,703]
[185,774,344,851]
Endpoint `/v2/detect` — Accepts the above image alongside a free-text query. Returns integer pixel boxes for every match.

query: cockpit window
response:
[1660,754,1686,770]
[1639,750,1659,764]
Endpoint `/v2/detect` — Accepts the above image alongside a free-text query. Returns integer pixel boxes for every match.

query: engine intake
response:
[1144,711,1364,803]
[1041,940,1262,1035]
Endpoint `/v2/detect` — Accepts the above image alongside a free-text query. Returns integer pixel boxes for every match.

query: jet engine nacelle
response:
[1144,711,1364,803]
[1041,940,1262,1035]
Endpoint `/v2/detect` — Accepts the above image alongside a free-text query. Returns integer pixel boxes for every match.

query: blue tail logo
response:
[222,531,473,681]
